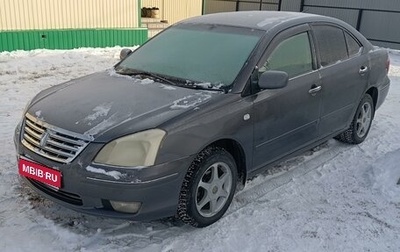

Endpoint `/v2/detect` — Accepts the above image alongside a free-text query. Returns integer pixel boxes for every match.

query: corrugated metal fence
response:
[204,0,282,14]
[299,0,400,49]
[203,0,400,49]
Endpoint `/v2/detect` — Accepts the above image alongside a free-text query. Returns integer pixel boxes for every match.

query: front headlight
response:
[94,129,166,167]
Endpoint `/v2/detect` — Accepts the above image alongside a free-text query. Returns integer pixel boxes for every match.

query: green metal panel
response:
[0,31,41,51]
[0,28,148,52]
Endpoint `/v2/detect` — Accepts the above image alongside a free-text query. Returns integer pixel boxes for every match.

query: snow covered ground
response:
[0,47,399,252]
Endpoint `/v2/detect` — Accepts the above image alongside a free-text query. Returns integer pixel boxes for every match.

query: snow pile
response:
[82,103,113,125]
[371,149,400,202]
[159,84,176,90]
[170,93,212,109]
[86,167,124,180]
[0,47,399,252]
[140,78,154,85]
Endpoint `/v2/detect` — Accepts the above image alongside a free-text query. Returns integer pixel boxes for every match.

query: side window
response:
[313,26,348,67]
[345,32,362,57]
[260,32,313,78]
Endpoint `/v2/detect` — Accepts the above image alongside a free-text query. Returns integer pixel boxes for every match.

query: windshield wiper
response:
[183,82,227,93]
[155,76,226,93]
[116,68,177,86]
[116,68,226,93]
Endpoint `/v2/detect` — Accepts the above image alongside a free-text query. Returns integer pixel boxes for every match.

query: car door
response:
[311,24,369,136]
[251,25,322,170]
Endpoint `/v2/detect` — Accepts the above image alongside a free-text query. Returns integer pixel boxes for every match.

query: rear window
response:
[313,26,348,67]
[345,32,362,57]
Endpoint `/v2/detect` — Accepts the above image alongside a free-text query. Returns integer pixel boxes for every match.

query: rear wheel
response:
[336,94,375,144]
[177,146,237,227]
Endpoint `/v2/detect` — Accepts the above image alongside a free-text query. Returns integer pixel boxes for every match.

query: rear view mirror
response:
[120,48,133,60]
[258,70,289,89]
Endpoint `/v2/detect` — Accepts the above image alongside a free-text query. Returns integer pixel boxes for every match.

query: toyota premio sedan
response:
[14,11,390,227]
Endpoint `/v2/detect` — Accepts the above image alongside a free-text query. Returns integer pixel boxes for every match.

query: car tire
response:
[177,146,237,227]
[335,94,375,144]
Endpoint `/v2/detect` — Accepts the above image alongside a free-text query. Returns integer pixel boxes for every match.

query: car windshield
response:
[116,24,263,87]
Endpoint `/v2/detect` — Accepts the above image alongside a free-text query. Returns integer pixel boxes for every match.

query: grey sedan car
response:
[14,11,390,227]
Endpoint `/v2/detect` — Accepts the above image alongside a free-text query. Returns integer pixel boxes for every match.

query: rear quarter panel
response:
[367,47,391,109]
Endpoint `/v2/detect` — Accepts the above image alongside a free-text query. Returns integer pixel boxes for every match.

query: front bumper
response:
[15,128,194,221]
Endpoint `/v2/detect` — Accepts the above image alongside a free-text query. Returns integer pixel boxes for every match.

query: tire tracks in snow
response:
[225,141,351,217]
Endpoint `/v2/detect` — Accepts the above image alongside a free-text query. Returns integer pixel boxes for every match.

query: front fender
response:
[156,95,254,173]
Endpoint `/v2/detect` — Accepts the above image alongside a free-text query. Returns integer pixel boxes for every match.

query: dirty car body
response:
[14,11,390,227]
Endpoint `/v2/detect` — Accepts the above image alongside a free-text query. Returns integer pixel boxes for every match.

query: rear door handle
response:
[309,85,322,96]
[359,66,369,75]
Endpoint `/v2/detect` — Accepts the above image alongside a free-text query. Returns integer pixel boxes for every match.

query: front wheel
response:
[336,94,375,144]
[177,146,237,227]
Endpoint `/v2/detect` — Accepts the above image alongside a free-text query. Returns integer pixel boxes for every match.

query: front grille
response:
[27,178,83,206]
[22,113,91,164]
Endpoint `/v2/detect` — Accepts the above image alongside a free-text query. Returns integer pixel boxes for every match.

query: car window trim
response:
[244,24,317,95]
[256,24,316,71]
[344,31,364,59]
[310,23,365,68]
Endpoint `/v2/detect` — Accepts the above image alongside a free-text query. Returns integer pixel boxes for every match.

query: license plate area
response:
[19,159,62,189]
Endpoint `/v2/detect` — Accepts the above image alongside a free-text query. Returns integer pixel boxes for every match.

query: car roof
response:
[179,11,338,31]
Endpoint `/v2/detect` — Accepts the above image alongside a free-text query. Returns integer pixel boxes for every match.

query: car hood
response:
[27,71,219,142]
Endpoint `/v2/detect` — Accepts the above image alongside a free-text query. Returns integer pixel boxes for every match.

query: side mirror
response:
[120,48,133,60]
[258,70,289,90]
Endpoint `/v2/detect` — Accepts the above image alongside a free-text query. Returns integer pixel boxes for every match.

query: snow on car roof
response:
[179,11,328,31]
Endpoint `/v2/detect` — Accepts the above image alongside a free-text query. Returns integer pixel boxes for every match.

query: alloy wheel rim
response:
[356,102,372,138]
[195,162,233,218]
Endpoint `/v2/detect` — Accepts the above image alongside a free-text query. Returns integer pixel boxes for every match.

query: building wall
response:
[0,0,147,52]
[0,0,140,30]
[142,0,202,24]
